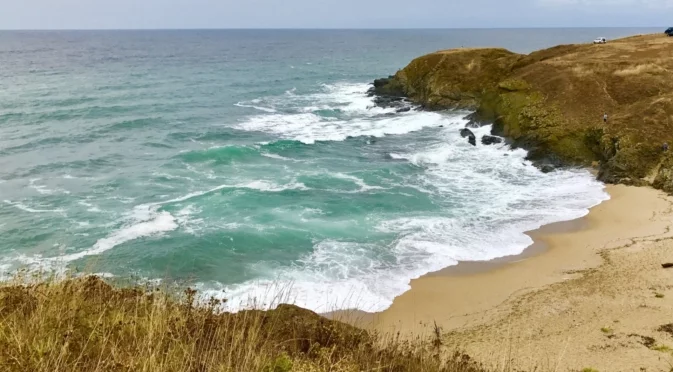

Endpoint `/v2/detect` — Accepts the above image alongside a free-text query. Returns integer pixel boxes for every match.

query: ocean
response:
[0,29,656,312]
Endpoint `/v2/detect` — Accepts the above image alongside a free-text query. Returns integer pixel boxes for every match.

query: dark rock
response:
[526,151,566,174]
[373,77,393,88]
[374,96,402,104]
[616,177,648,187]
[460,128,477,146]
[662,263,673,269]
[481,135,503,145]
[373,96,407,109]
[463,112,491,128]
[438,125,444,128]
[460,128,474,138]
[598,161,628,184]
[368,76,406,100]
[396,107,411,113]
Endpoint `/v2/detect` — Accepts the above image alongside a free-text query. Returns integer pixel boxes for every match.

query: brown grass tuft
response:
[613,63,667,76]
[0,275,488,372]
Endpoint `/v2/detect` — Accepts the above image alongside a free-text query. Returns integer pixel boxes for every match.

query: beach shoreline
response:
[327,188,602,328]
[332,184,673,370]
[326,196,599,325]
[425,214,590,278]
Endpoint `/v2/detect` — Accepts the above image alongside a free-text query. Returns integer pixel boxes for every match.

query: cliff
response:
[373,34,673,190]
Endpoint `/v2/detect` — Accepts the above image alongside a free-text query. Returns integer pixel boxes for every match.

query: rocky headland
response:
[371,34,673,190]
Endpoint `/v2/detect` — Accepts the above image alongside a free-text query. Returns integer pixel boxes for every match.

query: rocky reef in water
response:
[370,34,673,191]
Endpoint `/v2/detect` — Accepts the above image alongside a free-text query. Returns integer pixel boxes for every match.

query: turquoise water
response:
[1,29,652,311]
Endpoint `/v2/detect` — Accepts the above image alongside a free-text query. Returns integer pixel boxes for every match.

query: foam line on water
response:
[60,210,177,262]
[234,102,277,113]
[67,179,308,260]
[152,180,308,206]
[28,178,70,195]
[235,111,448,144]
[260,153,294,161]
[233,82,429,144]
[332,173,385,192]
[3,200,65,214]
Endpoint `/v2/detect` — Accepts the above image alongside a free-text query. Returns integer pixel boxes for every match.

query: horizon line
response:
[0,26,667,32]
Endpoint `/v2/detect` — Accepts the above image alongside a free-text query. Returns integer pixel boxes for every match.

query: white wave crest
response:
[235,111,452,144]
[232,82,431,144]
[29,178,70,195]
[234,102,277,113]
[332,173,385,192]
[56,205,178,263]
[260,152,293,161]
[3,200,65,214]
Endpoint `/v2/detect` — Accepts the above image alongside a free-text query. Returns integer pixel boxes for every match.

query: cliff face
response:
[374,34,673,190]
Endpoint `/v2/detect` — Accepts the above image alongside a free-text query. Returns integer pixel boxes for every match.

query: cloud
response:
[0,0,671,29]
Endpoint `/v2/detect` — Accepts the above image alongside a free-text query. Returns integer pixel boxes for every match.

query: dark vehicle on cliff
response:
[666,27,673,36]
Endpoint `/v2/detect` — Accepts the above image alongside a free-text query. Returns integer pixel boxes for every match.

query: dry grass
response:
[613,63,667,76]
[570,65,594,77]
[0,274,488,372]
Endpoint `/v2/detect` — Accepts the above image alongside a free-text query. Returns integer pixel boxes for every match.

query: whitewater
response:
[199,84,609,312]
[0,30,617,313]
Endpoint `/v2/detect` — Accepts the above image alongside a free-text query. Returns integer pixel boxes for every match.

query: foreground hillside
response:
[0,276,487,372]
[373,34,673,190]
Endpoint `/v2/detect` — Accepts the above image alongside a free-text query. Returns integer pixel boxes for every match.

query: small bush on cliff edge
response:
[0,275,487,372]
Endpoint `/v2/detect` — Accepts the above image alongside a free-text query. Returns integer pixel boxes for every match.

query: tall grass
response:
[0,275,487,372]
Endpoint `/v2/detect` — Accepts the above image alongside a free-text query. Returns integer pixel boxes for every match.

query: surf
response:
[0,49,609,316]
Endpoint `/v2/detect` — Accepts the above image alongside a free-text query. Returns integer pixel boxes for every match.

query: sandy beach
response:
[345,185,673,371]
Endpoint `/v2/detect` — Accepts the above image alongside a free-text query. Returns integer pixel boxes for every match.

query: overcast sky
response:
[0,0,671,29]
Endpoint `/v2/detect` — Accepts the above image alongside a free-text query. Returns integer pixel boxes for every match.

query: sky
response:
[0,0,671,29]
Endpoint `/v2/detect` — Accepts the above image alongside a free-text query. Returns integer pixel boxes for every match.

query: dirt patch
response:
[628,334,657,348]
[657,323,673,337]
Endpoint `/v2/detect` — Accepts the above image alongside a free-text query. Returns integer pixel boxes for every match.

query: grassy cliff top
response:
[510,34,673,145]
[0,275,487,372]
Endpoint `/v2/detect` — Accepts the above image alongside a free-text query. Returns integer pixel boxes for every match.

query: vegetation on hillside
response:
[373,34,673,191]
[0,275,487,372]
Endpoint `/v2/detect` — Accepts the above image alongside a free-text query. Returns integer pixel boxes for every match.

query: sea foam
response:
[208,106,608,313]
[233,83,431,144]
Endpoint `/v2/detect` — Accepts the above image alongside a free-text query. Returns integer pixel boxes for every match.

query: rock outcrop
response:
[372,35,673,190]
[460,128,477,146]
[481,135,503,145]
